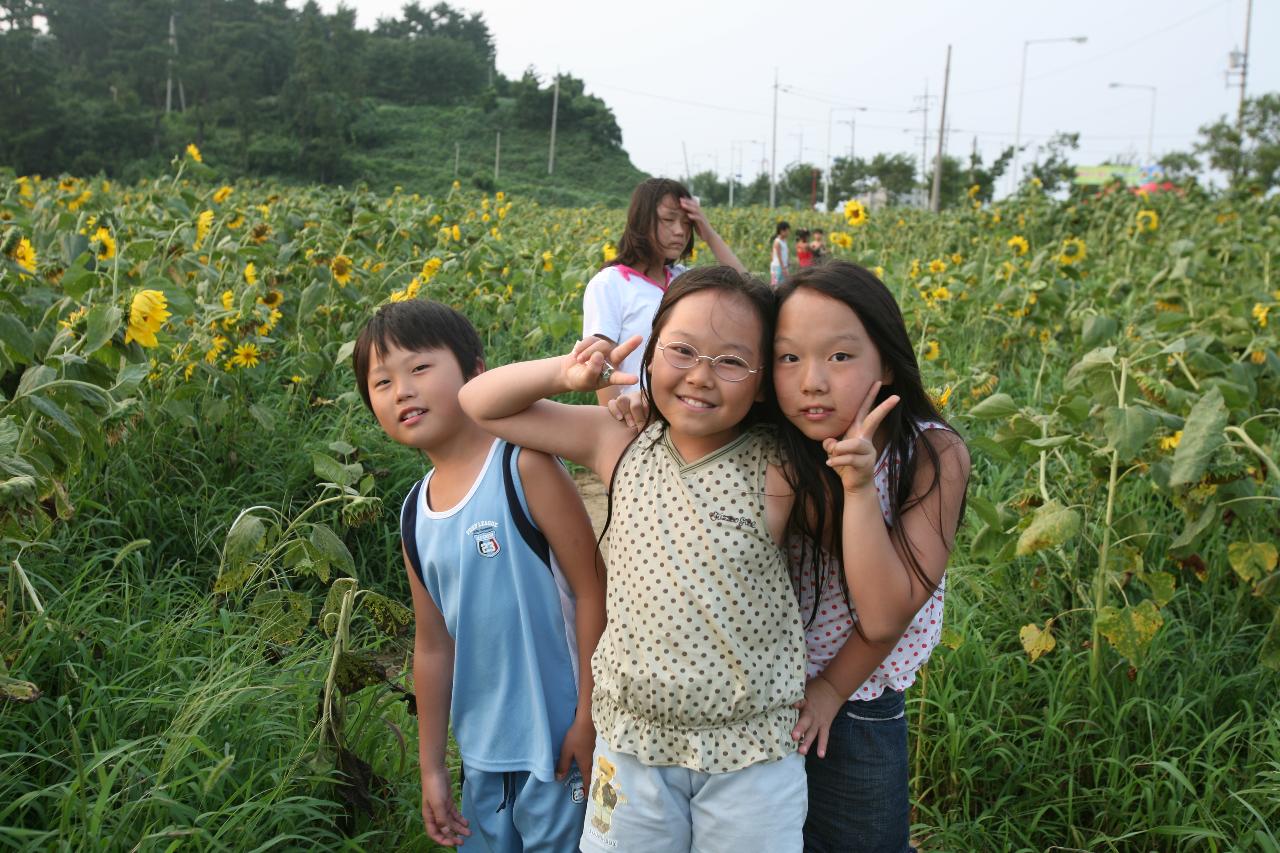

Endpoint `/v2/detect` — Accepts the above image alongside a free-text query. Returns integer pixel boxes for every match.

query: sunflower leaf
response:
[310,523,355,578]
[249,589,311,645]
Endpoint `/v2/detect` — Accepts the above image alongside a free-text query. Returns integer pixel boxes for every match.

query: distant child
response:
[795,228,814,268]
[810,228,827,264]
[773,262,970,853]
[354,300,606,851]
[461,267,808,852]
[771,220,791,285]
[582,177,745,405]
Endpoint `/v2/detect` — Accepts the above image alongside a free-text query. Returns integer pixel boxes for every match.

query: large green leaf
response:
[1016,500,1081,556]
[362,591,413,636]
[0,314,34,362]
[249,589,311,645]
[1227,542,1278,584]
[223,512,266,575]
[1102,406,1159,460]
[1169,388,1227,488]
[1097,600,1164,664]
[968,393,1019,419]
[310,523,355,577]
[81,305,122,355]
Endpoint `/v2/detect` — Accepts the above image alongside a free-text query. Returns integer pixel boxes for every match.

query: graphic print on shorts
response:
[466,520,502,558]
[589,755,627,836]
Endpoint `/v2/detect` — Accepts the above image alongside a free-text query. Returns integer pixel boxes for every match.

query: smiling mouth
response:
[677,395,716,410]
[399,407,427,422]
[799,407,833,420]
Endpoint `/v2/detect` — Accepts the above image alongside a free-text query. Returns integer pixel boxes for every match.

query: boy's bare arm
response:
[519,449,607,791]
[404,547,470,846]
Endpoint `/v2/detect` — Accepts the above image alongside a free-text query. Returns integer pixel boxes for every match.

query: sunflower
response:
[205,335,229,364]
[221,290,235,311]
[924,340,940,361]
[1007,235,1029,256]
[950,252,964,265]
[452,224,462,241]
[928,258,947,275]
[909,259,921,279]
[213,185,233,204]
[194,210,214,249]
[260,289,284,308]
[230,343,260,368]
[1159,430,1182,451]
[186,143,202,163]
[1057,237,1087,266]
[872,265,885,280]
[420,257,443,281]
[1136,209,1159,233]
[603,243,617,263]
[92,226,116,260]
[830,231,853,250]
[331,255,353,285]
[124,289,171,348]
[542,250,554,272]
[1253,303,1270,329]
[227,215,245,230]
[967,184,981,199]
[844,200,869,228]
[244,262,257,285]
[250,223,272,244]
[12,237,36,274]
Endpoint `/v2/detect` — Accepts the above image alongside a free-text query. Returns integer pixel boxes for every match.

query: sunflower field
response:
[1,151,1278,850]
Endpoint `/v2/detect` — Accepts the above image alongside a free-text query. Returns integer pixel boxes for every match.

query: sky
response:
[321,0,1277,193]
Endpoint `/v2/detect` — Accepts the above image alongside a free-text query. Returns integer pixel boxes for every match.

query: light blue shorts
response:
[459,765,586,852]
[580,736,806,853]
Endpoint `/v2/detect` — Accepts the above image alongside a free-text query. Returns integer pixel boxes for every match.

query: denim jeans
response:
[802,688,915,853]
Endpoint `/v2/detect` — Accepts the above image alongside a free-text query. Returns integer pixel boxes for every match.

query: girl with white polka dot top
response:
[461,266,809,853]
[772,262,971,853]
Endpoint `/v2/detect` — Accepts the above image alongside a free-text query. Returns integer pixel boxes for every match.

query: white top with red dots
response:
[791,420,951,701]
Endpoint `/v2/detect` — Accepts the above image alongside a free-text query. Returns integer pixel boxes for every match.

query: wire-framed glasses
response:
[656,340,761,382]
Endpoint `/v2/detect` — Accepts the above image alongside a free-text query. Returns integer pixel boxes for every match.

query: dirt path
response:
[571,470,609,539]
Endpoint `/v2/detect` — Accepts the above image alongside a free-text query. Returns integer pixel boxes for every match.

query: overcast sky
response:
[324,0,1276,191]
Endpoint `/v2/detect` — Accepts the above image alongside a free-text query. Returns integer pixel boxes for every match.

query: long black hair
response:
[597,265,776,545]
[611,178,694,272]
[774,261,965,628]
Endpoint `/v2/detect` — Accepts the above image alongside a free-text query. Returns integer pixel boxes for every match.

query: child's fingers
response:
[611,335,643,366]
[816,724,830,759]
[608,370,640,387]
[555,744,572,781]
[859,394,901,440]
[845,381,882,439]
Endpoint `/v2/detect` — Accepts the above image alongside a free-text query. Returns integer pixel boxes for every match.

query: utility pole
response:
[1236,0,1253,140]
[494,131,501,183]
[930,45,952,213]
[916,81,930,186]
[454,142,460,179]
[547,70,560,176]
[1012,36,1088,195]
[770,68,779,209]
[682,141,691,182]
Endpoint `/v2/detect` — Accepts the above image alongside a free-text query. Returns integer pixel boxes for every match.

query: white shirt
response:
[581,263,686,394]
[792,421,951,700]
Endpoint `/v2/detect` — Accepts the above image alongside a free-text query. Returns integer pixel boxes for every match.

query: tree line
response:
[0,0,625,183]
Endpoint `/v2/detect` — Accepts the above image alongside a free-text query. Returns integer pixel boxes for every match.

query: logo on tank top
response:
[465,520,502,558]
[709,510,756,531]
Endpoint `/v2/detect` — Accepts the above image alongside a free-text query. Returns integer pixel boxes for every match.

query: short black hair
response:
[352,300,484,411]
[812,228,825,235]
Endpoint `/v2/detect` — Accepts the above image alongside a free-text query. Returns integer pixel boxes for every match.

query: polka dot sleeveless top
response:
[592,422,805,773]
[791,421,951,701]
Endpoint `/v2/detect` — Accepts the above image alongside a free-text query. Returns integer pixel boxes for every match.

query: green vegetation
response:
[2,155,1279,849]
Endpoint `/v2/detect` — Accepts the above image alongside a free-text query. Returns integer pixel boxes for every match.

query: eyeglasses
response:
[656,340,761,382]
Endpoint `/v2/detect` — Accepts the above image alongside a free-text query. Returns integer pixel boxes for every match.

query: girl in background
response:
[582,177,745,405]
[770,220,791,286]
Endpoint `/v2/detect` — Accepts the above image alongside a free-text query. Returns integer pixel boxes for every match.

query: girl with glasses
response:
[461,266,808,853]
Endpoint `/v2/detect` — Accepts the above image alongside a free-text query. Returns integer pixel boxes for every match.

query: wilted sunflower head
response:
[261,289,284,308]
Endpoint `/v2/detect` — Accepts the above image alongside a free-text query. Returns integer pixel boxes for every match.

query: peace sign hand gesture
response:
[563,335,642,392]
[822,381,900,495]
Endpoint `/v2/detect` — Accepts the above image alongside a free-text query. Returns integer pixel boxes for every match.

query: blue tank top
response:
[401,439,580,782]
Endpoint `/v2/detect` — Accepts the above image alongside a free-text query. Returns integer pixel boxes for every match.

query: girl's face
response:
[773,288,893,444]
[653,195,691,262]
[649,289,766,459]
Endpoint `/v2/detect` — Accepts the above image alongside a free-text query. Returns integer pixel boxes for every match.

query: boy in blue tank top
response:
[354,300,606,850]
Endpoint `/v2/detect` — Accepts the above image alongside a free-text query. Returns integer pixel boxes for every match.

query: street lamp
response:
[1108,82,1157,166]
[825,106,866,211]
[1012,35,1088,194]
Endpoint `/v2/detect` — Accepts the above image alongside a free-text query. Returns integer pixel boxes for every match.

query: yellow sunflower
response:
[92,226,116,260]
[124,289,171,348]
[186,143,203,163]
[260,289,284,308]
[928,258,947,275]
[844,200,869,228]
[1007,235,1029,256]
[603,243,617,263]
[213,185,233,204]
[194,210,214,249]
[331,255,354,285]
[244,262,257,285]
[1057,237,1087,266]
[924,341,940,361]
[1136,209,1159,233]
[13,237,36,274]
[230,343,261,368]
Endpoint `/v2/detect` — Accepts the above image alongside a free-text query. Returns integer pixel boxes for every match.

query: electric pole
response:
[548,70,560,176]
[930,46,952,213]
[770,68,779,209]
[494,131,501,183]
[1236,0,1253,140]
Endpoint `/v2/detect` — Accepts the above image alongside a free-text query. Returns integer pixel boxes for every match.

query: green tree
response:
[1028,132,1080,194]
[1196,93,1280,193]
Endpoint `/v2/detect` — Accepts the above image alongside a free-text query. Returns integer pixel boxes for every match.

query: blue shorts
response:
[802,688,915,853]
[460,765,586,852]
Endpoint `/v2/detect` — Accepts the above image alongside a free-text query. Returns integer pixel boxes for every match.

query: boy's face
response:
[366,343,474,451]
